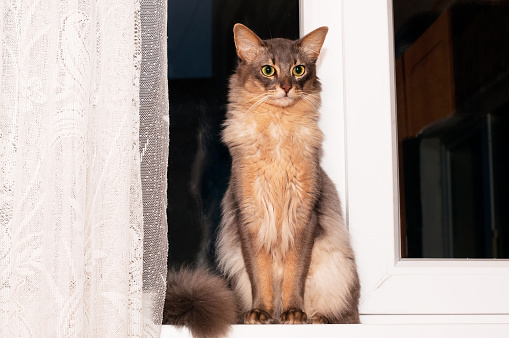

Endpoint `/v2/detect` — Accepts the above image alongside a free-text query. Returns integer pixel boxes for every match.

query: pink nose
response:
[281,84,292,93]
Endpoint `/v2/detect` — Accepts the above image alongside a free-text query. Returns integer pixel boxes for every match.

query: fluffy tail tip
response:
[163,267,238,338]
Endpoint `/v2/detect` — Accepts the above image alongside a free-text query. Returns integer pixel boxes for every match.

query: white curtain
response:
[0,0,168,336]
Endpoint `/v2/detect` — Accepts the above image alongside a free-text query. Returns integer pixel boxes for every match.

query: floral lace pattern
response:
[0,0,168,336]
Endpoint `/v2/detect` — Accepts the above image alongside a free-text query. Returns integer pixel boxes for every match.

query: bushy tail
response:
[163,267,238,338]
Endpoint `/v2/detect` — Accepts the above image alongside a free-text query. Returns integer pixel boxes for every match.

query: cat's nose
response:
[281,84,292,93]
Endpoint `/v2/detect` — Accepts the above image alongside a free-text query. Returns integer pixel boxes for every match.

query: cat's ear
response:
[233,24,265,62]
[298,26,328,61]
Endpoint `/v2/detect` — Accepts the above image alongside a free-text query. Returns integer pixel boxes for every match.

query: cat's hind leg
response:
[216,188,253,320]
[303,171,360,323]
[304,232,360,324]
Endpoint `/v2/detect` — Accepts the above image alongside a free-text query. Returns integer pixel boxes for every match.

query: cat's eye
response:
[261,65,275,77]
[292,65,305,76]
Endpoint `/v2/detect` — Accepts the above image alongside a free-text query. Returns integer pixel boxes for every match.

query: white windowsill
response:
[161,321,509,338]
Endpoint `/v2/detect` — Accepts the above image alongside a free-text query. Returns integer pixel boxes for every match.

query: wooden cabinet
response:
[397,2,509,140]
[397,9,455,140]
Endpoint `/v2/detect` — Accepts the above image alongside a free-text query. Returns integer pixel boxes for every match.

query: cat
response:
[163,23,360,337]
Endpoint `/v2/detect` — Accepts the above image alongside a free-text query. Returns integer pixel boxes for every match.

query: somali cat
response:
[163,24,360,337]
[217,23,360,325]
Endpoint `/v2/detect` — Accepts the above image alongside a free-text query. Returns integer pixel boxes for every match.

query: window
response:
[340,0,509,322]
[163,0,509,336]
[395,1,509,259]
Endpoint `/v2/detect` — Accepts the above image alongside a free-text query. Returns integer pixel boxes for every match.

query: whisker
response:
[300,93,321,108]
[245,92,271,105]
[245,95,270,114]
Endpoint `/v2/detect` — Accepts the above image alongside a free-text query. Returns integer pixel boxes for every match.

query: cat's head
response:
[232,23,328,108]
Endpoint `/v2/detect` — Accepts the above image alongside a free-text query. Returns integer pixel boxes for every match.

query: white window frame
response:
[163,0,509,336]
[315,0,509,322]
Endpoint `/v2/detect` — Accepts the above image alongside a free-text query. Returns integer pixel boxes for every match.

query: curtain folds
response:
[0,0,168,336]
[139,0,169,335]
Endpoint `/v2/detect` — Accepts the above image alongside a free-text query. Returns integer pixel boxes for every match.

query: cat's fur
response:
[163,24,360,336]
[216,23,360,325]
[163,267,238,338]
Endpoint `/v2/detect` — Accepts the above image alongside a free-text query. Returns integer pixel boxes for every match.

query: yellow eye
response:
[292,65,305,76]
[261,65,275,77]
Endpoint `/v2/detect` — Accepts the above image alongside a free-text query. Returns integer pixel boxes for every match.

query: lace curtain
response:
[0,0,168,336]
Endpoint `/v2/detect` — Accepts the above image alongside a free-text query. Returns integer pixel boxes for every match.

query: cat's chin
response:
[271,96,295,107]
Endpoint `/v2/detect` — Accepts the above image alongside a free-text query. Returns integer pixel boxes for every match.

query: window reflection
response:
[394,0,509,258]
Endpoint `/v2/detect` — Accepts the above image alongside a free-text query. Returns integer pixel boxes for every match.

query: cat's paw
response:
[309,314,329,324]
[244,308,275,324]
[280,308,307,324]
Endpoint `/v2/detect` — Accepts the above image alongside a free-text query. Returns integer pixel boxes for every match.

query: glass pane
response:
[394,0,509,258]
[167,0,300,267]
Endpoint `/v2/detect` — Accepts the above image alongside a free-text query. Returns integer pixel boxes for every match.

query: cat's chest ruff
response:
[242,108,316,158]
[233,108,318,253]
[234,105,319,194]
[257,118,291,156]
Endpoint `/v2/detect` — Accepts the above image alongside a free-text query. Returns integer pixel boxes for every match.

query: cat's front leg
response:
[280,214,316,324]
[239,229,276,324]
[280,247,308,324]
